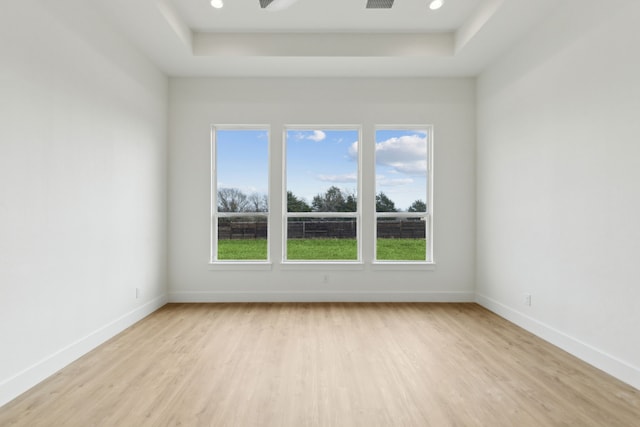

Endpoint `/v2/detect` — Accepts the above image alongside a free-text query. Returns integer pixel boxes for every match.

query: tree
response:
[312,186,346,212]
[312,186,356,212]
[217,188,249,212]
[408,199,427,213]
[287,191,311,212]
[376,192,397,212]
[343,191,357,212]
[248,192,268,212]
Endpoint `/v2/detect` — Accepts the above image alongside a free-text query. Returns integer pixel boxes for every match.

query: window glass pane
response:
[285,127,360,262]
[375,129,428,213]
[376,217,426,261]
[213,128,269,261]
[217,216,268,260]
[287,218,357,260]
[286,129,359,213]
[375,128,430,262]
[216,129,269,213]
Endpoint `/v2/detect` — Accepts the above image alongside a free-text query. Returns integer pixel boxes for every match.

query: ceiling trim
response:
[157,0,193,50]
[455,0,504,53]
[193,32,454,57]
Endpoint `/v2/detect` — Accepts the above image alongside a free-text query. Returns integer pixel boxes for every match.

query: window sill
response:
[371,262,436,271]
[208,262,273,271]
[206,261,435,272]
[280,261,365,271]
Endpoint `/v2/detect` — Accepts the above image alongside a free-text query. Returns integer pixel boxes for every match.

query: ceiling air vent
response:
[366,0,394,8]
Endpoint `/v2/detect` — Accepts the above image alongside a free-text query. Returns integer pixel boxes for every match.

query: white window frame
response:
[282,125,363,264]
[373,125,434,264]
[210,124,271,264]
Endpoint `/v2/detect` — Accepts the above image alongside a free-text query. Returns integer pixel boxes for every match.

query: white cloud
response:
[317,173,358,183]
[375,134,427,176]
[391,160,428,175]
[377,177,414,187]
[348,141,358,159]
[307,130,326,142]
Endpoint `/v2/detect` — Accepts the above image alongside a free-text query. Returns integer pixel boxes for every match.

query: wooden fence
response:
[218,221,268,240]
[288,220,356,239]
[376,220,425,239]
[218,220,425,239]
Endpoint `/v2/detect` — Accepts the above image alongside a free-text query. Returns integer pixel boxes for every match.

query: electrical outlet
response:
[524,293,532,306]
[135,288,140,299]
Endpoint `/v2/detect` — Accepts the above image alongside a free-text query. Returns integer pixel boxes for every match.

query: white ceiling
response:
[92,0,560,77]
[172,0,480,32]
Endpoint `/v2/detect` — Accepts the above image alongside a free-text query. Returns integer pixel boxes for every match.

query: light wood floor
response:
[1,303,638,427]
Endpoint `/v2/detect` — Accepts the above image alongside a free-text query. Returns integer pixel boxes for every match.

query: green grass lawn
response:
[217,239,268,260]
[287,239,358,260]
[376,238,426,261]
[218,238,426,261]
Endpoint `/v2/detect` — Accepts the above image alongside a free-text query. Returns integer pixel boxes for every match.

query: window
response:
[210,124,433,265]
[284,127,361,262]
[211,126,269,262]
[374,127,432,262]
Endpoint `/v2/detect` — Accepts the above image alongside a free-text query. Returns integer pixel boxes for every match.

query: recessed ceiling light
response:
[429,0,444,10]
[211,0,224,8]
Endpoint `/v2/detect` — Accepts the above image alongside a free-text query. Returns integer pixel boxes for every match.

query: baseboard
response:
[0,295,168,408]
[169,290,476,303]
[476,293,640,391]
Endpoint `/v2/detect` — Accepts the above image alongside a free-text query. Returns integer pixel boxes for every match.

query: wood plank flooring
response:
[0,303,638,426]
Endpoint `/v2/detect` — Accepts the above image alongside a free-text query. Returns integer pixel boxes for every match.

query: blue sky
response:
[373,129,429,211]
[286,129,359,205]
[216,129,269,197]
[216,128,428,211]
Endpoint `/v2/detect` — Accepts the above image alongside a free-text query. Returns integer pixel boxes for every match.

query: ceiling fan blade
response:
[366,0,394,8]
[259,0,301,11]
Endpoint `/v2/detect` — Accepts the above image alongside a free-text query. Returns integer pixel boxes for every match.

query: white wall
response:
[169,78,476,302]
[0,1,168,405]
[477,0,640,389]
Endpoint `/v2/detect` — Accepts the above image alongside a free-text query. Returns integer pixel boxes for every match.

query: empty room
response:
[1,0,639,425]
